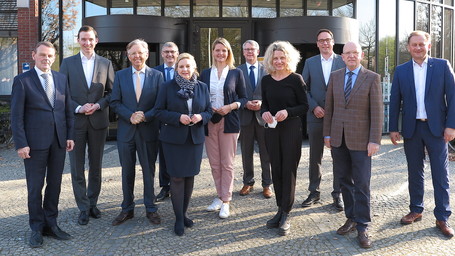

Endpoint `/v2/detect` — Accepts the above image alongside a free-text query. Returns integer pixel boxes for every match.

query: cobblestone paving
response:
[0,137,454,255]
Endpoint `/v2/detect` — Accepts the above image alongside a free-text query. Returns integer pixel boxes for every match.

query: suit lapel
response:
[346,67,366,105]
[31,69,53,107]
[405,60,417,98]
[74,54,89,90]
[92,54,100,86]
[315,56,326,86]
[424,57,434,97]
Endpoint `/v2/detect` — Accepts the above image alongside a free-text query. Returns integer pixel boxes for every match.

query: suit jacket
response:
[302,54,345,123]
[11,69,74,150]
[323,67,383,151]
[200,68,247,133]
[60,53,114,130]
[153,64,175,82]
[110,66,163,142]
[389,57,455,138]
[237,63,267,127]
[153,79,213,144]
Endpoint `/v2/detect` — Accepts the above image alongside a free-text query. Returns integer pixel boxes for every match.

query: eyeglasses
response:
[243,48,257,52]
[128,51,147,57]
[163,50,177,54]
[317,38,333,44]
[343,51,360,56]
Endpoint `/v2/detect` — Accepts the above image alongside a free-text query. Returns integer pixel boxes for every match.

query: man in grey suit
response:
[60,25,114,225]
[301,29,345,211]
[238,40,272,199]
[110,39,163,226]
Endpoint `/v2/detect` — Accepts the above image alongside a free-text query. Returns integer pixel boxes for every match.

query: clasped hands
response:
[78,103,100,115]
[262,109,288,124]
[180,114,202,126]
[130,111,145,125]
[213,103,237,116]
[246,100,261,111]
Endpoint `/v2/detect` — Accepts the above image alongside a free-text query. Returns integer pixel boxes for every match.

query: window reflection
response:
[280,0,303,17]
[223,28,242,65]
[138,0,161,16]
[223,0,248,17]
[194,0,219,17]
[444,8,453,63]
[444,0,454,6]
[41,0,60,69]
[0,38,17,95]
[333,0,354,18]
[416,3,430,32]
[357,0,376,71]
[165,0,190,17]
[307,0,329,16]
[62,1,82,58]
[200,28,219,69]
[431,5,443,58]
[85,0,107,17]
[398,0,414,64]
[252,0,276,18]
[111,0,133,15]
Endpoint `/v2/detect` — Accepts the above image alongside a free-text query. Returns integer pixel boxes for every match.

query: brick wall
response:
[17,0,38,73]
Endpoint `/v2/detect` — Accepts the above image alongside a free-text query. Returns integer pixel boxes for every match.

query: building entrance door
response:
[192,21,250,70]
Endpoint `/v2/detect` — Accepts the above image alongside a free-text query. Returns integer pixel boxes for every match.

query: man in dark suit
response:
[323,41,383,248]
[389,31,455,238]
[60,25,114,225]
[301,29,345,211]
[110,39,163,226]
[11,41,75,248]
[153,41,179,201]
[237,39,272,199]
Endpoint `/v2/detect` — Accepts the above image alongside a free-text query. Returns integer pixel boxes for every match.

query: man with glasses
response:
[301,29,345,211]
[237,40,272,199]
[153,42,179,202]
[110,39,164,226]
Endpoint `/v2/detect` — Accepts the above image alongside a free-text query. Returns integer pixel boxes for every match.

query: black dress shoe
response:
[278,212,290,236]
[301,193,320,208]
[89,206,101,219]
[146,211,161,225]
[43,226,72,240]
[29,231,43,248]
[174,222,184,236]
[266,208,282,229]
[156,188,170,202]
[78,211,89,225]
[184,217,194,228]
[333,197,344,211]
[112,211,134,226]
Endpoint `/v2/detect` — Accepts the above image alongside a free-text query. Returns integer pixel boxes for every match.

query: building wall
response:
[17,0,39,74]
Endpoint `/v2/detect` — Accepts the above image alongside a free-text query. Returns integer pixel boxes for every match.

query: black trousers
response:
[265,117,302,213]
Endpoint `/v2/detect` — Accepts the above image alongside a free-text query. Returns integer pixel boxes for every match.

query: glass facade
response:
[0,38,17,95]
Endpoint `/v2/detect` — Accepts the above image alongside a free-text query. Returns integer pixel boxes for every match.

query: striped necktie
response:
[344,71,354,101]
[41,73,54,107]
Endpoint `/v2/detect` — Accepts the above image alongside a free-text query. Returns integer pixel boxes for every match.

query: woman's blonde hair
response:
[211,37,235,69]
[263,41,301,74]
[176,52,199,77]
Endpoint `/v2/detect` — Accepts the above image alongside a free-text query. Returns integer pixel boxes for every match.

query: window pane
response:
[432,0,443,3]
[280,0,303,17]
[165,0,190,17]
[200,28,219,69]
[252,0,276,18]
[41,0,60,69]
[444,0,454,6]
[223,0,248,17]
[357,0,376,71]
[111,0,133,15]
[138,0,161,16]
[0,38,17,95]
[398,0,414,64]
[85,0,107,17]
[416,3,429,32]
[431,5,443,58]
[444,8,453,64]
[194,0,219,17]
[333,0,354,18]
[378,0,396,78]
[307,0,329,16]
[223,28,242,66]
[62,1,82,58]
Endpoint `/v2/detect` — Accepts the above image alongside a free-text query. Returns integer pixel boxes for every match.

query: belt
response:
[417,119,428,122]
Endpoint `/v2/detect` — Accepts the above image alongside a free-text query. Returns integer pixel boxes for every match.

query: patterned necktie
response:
[249,65,256,91]
[165,67,173,81]
[344,71,354,101]
[41,73,54,107]
[135,71,142,102]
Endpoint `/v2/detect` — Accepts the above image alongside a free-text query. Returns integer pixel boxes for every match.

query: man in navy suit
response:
[301,29,345,211]
[11,41,75,248]
[389,30,455,238]
[110,39,163,226]
[237,40,272,199]
[60,25,114,225]
[153,41,179,201]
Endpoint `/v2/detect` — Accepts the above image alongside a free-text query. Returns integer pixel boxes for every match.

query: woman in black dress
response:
[261,41,308,236]
[154,53,212,236]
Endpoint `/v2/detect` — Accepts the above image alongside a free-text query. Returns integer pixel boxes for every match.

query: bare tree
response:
[360,19,376,71]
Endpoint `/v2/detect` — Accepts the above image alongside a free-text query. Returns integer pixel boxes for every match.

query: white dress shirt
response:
[209,65,241,109]
[81,52,95,88]
[321,53,334,85]
[413,58,428,119]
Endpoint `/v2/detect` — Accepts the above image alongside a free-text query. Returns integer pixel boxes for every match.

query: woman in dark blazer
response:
[200,37,247,219]
[154,53,212,236]
[261,41,308,236]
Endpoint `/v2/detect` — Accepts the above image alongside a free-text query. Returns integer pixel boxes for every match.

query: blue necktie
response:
[249,66,256,91]
[165,67,173,81]
[344,71,354,101]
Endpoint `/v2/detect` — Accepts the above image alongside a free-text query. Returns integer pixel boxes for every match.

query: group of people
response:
[10,24,454,250]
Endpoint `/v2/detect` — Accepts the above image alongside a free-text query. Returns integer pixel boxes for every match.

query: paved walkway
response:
[0,137,454,255]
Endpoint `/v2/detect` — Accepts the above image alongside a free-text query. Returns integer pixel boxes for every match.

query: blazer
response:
[199,68,247,133]
[302,54,345,123]
[389,57,455,138]
[110,66,163,142]
[153,79,213,144]
[60,53,114,130]
[11,69,74,150]
[323,66,383,151]
[153,64,165,77]
[237,63,267,127]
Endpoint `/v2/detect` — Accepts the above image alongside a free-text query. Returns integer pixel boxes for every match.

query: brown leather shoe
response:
[337,219,356,235]
[263,187,273,199]
[436,220,454,237]
[146,211,161,225]
[400,212,423,225]
[357,230,372,248]
[239,185,253,196]
[112,211,134,226]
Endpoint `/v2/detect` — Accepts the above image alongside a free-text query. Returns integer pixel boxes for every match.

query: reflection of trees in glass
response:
[359,19,376,71]
[96,50,129,71]
[0,38,17,95]
[165,0,190,17]
[252,0,276,18]
[41,0,60,44]
[398,34,411,65]
[416,3,429,32]
[431,5,442,58]
[333,3,354,17]
[223,7,248,17]
[378,36,396,78]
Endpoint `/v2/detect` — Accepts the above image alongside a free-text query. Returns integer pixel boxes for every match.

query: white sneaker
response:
[219,203,230,219]
[206,198,223,212]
